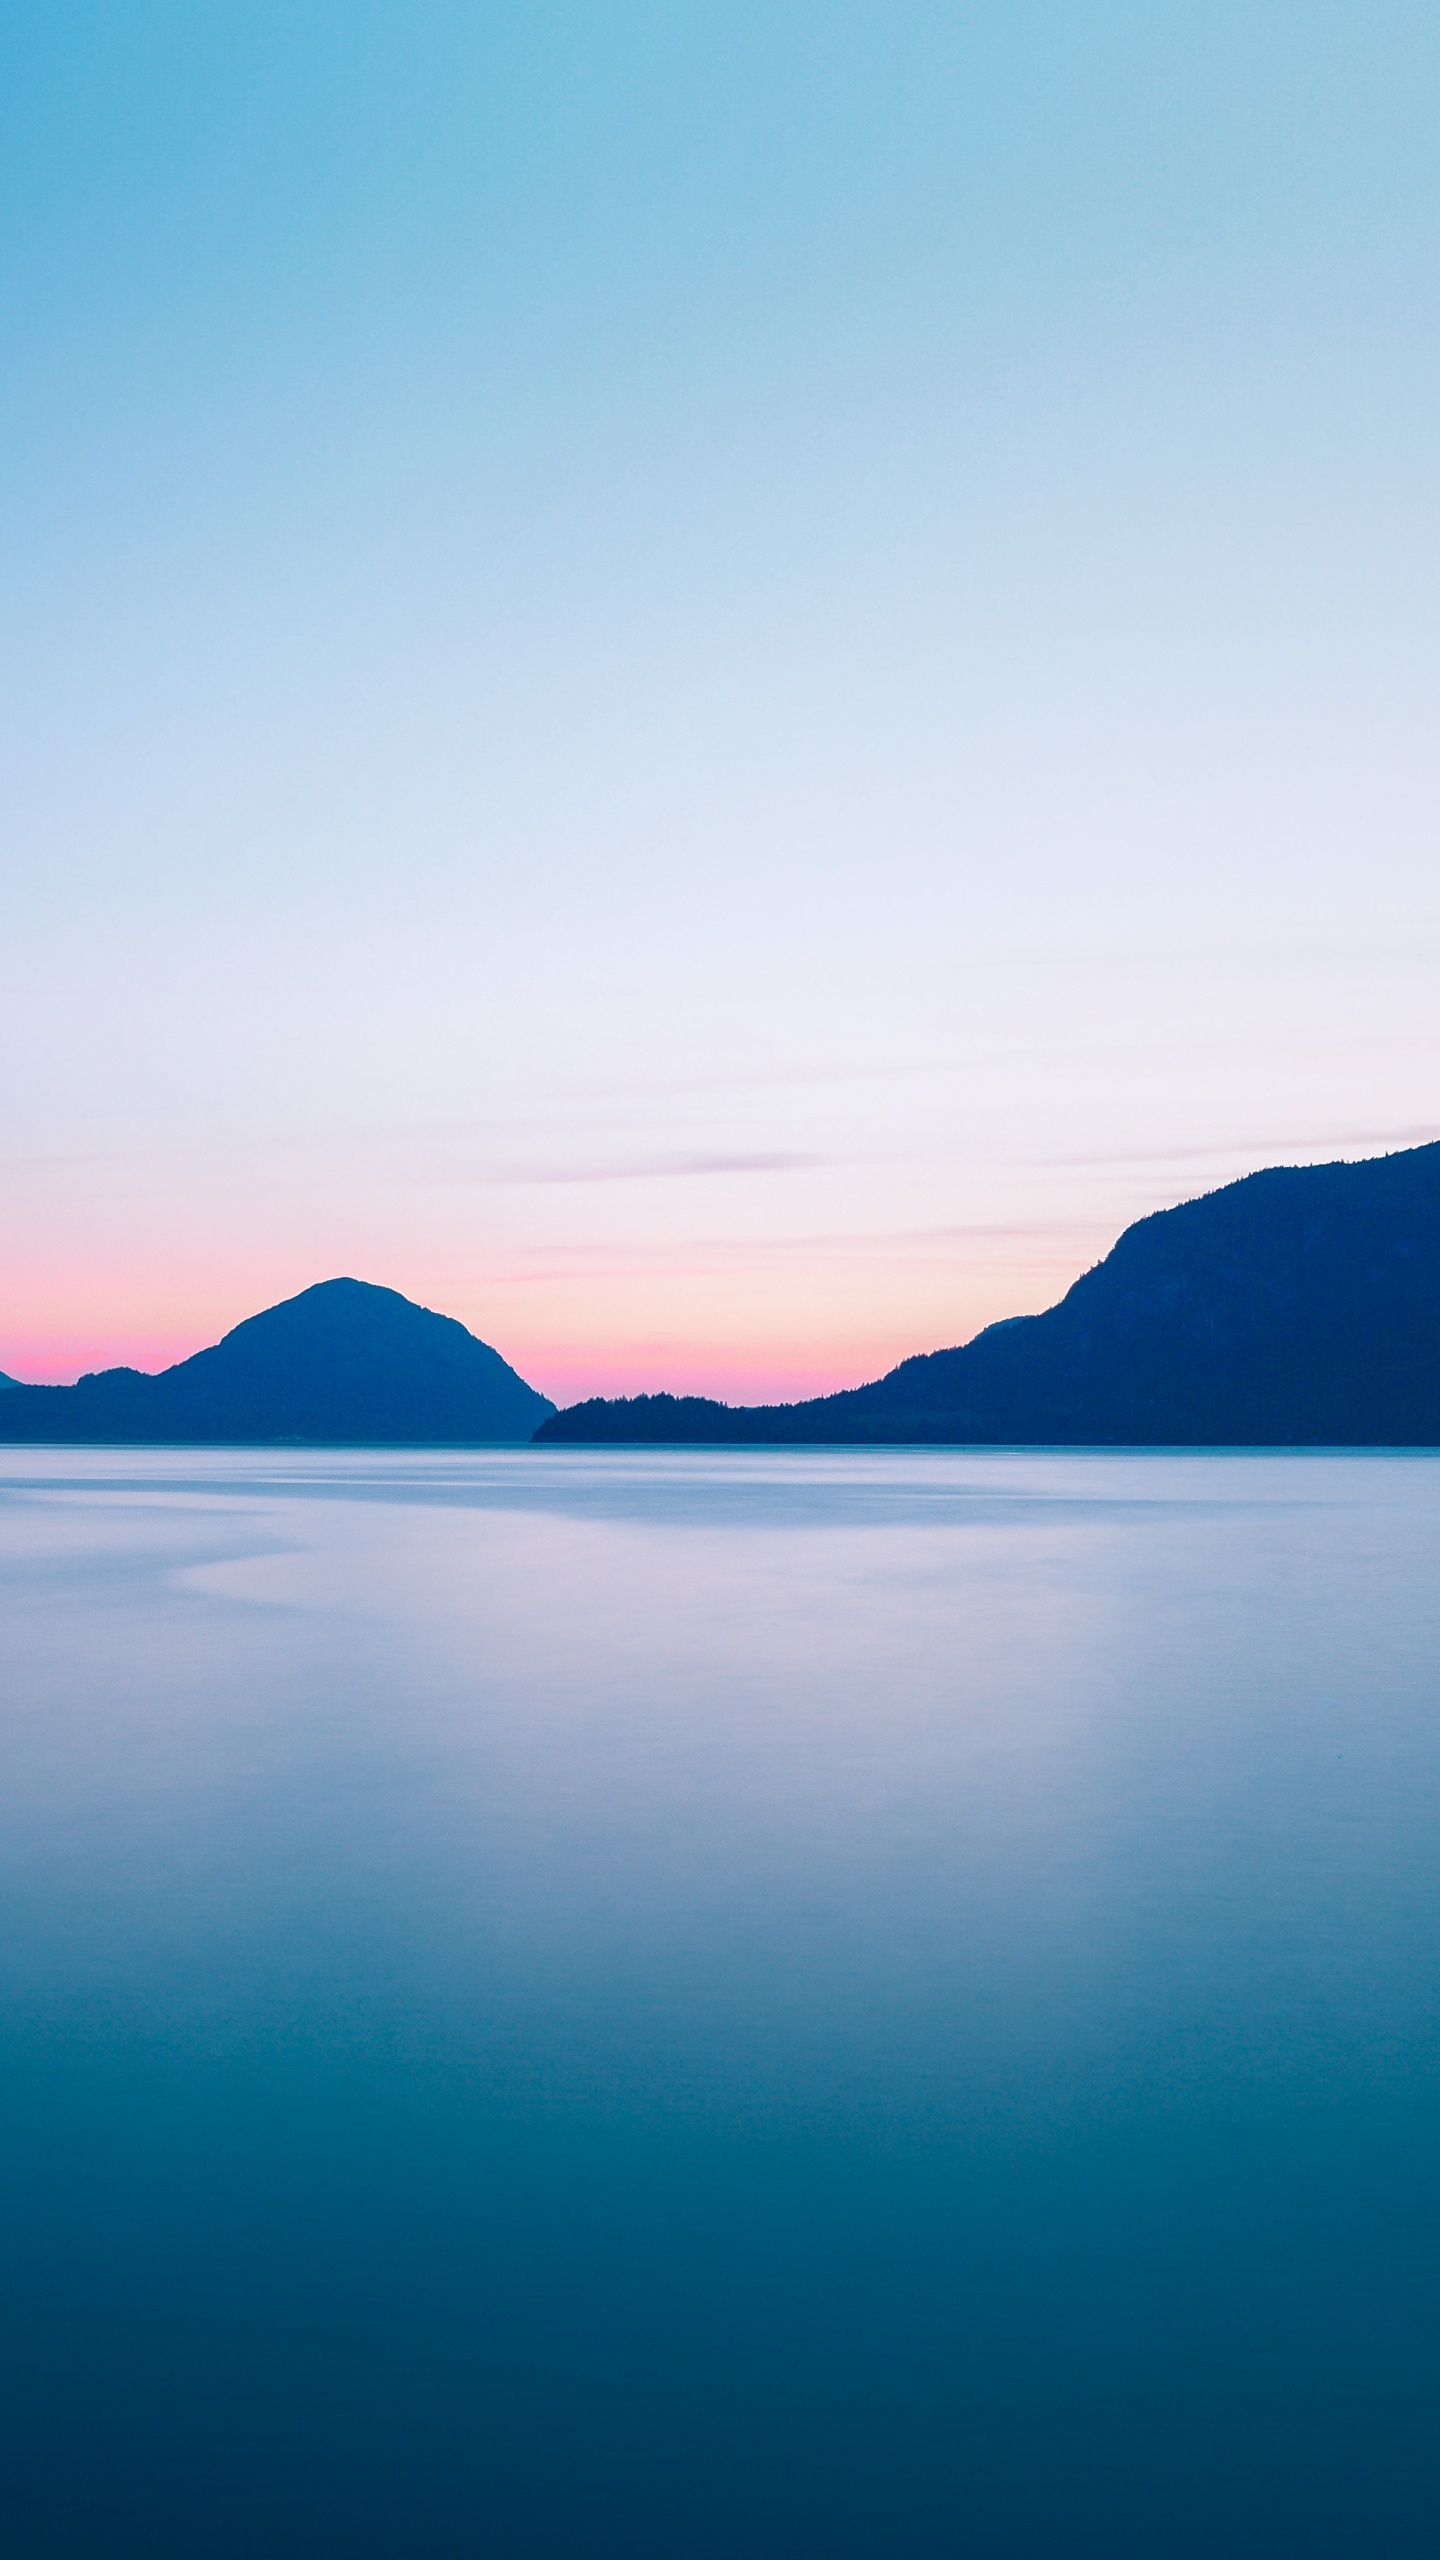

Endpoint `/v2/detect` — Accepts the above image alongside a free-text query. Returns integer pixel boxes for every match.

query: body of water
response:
[2,1448,1437,2555]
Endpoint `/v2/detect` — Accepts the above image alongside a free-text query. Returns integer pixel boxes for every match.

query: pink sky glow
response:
[8,1115,1437,1406]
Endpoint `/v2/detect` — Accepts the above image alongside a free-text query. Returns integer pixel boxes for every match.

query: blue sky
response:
[3,3,1437,1394]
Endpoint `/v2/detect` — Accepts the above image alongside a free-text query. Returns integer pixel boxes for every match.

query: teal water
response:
[2,1448,1437,2556]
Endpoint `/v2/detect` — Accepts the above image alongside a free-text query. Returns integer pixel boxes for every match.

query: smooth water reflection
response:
[2,1449,1437,2556]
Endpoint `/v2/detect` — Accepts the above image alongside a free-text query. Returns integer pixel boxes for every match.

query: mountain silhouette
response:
[0,1280,554,1445]
[535,1141,1440,1447]
[0,1370,19,1390]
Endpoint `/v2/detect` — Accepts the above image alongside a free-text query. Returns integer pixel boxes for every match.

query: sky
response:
[3,2,1437,1402]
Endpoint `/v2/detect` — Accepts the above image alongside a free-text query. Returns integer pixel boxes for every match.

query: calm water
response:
[2,1448,1437,2557]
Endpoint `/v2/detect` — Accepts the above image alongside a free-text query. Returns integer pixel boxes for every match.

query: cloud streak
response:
[451,1150,842,1187]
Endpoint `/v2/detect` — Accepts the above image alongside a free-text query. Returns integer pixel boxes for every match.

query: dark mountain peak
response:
[187,1277,482,1371]
[535,1139,1440,1448]
[0,1282,554,1446]
[217,1276,446,1339]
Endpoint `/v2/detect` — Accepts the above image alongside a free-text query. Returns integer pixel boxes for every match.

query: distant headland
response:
[3,1143,1437,1449]
[0,1279,554,1446]
[535,1140,1440,1448]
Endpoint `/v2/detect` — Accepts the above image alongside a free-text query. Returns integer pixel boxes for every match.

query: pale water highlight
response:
[2,1449,1437,2555]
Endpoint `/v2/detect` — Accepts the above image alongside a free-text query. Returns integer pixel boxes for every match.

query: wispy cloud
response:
[459,1149,838,1187]
[1041,1123,1440,1174]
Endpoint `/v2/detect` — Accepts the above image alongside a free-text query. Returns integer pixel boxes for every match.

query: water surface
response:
[2,1448,1437,2556]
